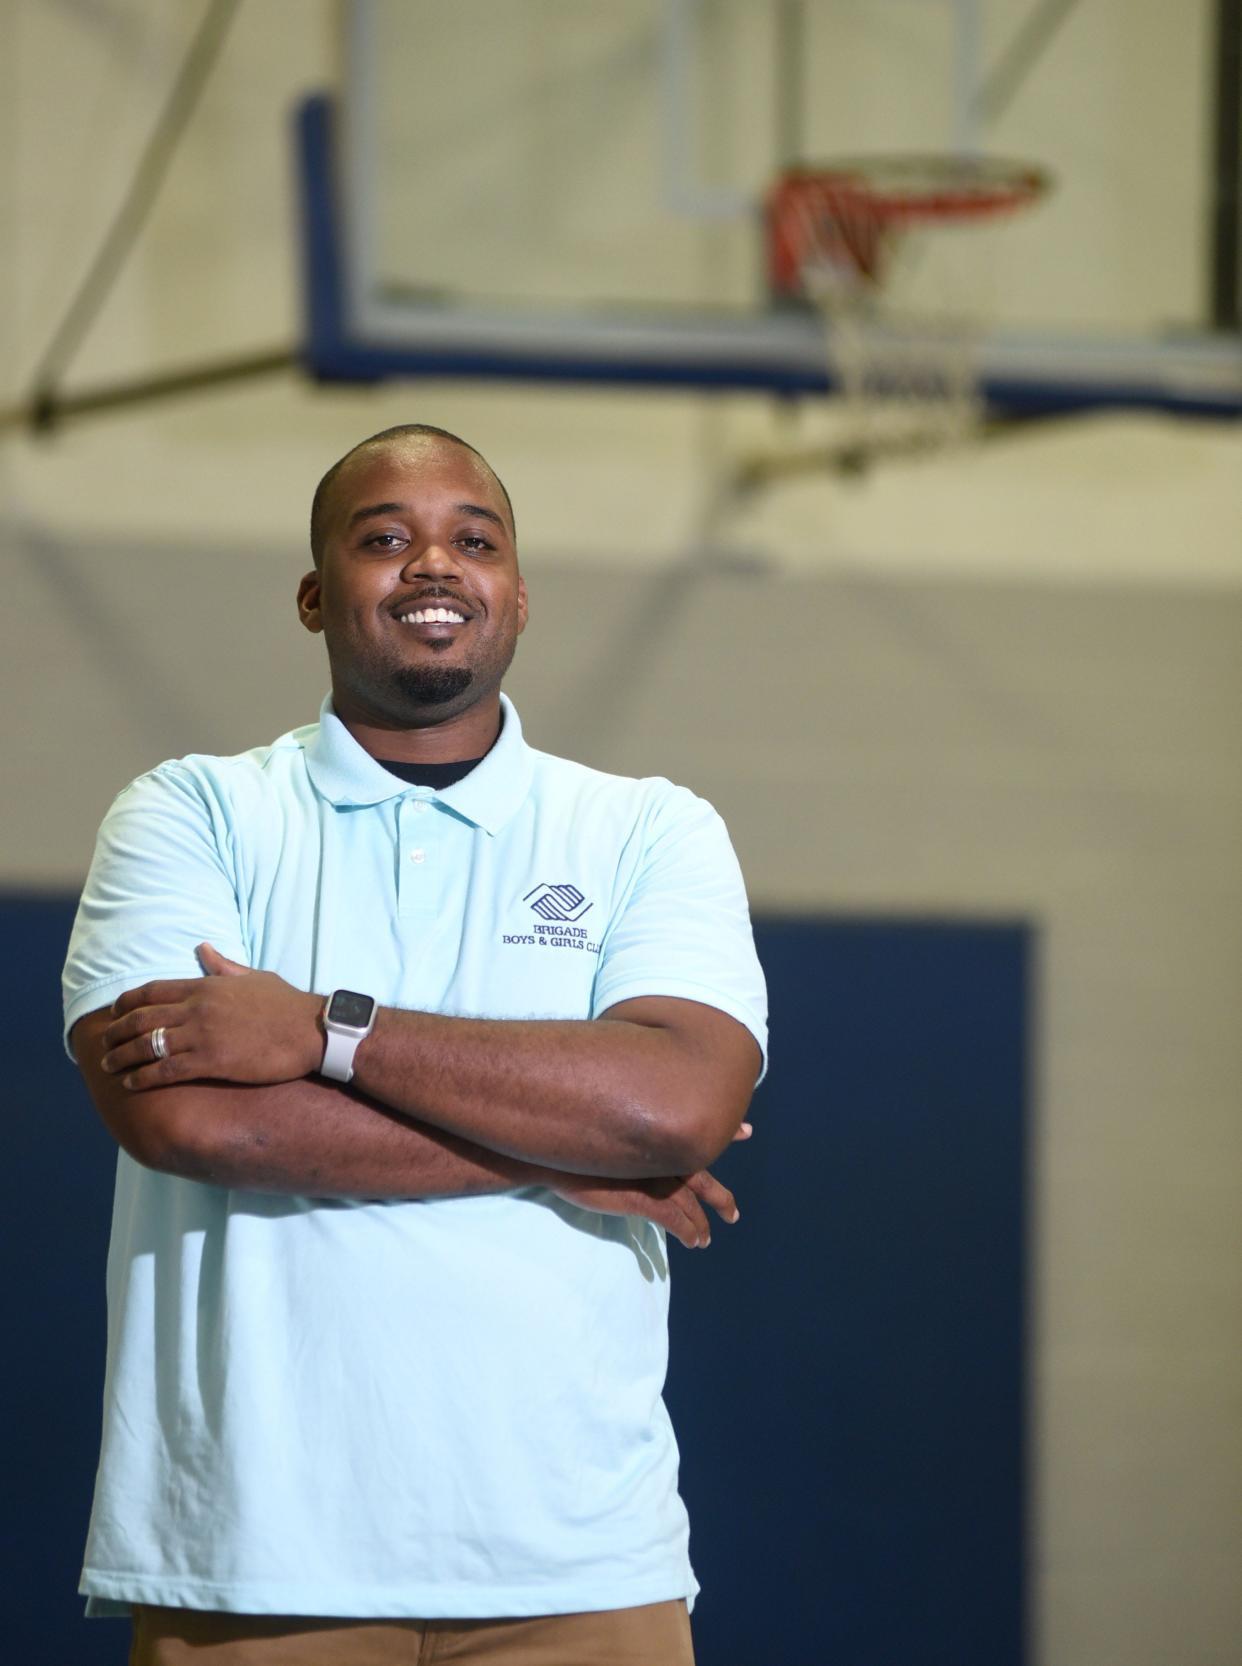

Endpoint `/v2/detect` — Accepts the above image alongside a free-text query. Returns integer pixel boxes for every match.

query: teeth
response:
[399,608,466,625]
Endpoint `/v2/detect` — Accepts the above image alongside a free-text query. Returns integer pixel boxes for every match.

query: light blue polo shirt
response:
[63,695,767,1621]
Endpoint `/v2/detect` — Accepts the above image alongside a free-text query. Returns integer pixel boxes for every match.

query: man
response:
[65,424,767,1665]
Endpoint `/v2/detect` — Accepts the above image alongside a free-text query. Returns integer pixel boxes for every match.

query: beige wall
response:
[7,5,1242,1664]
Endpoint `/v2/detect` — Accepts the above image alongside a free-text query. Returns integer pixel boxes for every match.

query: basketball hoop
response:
[766,156,1050,471]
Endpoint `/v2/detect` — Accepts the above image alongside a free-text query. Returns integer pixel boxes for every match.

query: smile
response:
[398,608,466,625]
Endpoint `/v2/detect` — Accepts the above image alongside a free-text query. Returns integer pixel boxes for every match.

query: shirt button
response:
[409,848,426,865]
[412,801,430,815]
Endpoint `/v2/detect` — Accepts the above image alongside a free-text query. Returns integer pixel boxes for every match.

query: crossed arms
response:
[72,944,762,1248]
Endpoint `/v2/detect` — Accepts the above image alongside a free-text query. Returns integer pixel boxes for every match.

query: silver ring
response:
[150,1026,168,1062]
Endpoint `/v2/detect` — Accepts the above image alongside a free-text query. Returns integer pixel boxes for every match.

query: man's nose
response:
[403,540,461,578]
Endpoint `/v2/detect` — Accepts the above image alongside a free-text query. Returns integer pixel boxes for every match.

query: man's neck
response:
[334,693,503,765]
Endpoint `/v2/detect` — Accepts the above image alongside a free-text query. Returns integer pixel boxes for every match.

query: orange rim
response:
[768,156,1050,291]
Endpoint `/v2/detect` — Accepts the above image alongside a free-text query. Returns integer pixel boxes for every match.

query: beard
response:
[328,613,520,729]
[388,663,474,707]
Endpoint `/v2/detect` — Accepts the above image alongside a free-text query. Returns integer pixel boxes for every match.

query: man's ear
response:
[516,576,529,635]
[297,571,324,635]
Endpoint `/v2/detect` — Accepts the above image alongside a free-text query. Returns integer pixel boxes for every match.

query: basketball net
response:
[767,160,1049,472]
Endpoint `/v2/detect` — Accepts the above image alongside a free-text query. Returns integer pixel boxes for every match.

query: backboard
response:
[297,0,1242,416]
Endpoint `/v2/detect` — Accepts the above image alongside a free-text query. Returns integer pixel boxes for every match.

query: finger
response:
[666,1185,711,1249]
[636,1183,701,1250]
[102,1003,191,1055]
[118,1050,196,1092]
[197,942,249,977]
[659,1202,700,1251]
[629,1183,710,1249]
[101,1022,189,1077]
[686,1170,740,1223]
[112,979,200,1018]
[731,1121,753,1141]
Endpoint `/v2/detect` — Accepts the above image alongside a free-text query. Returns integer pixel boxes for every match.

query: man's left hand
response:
[100,943,323,1089]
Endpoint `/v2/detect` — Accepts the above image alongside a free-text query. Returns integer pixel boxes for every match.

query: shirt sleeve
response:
[62,762,248,1058]
[591,784,768,1081]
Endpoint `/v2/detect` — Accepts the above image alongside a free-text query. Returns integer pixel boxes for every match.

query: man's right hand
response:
[549,1164,741,1249]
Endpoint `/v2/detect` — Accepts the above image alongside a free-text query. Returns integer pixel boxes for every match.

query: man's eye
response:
[365,533,405,550]
[457,535,493,552]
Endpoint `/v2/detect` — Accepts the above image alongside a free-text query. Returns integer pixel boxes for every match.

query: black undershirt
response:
[378,756,485,789]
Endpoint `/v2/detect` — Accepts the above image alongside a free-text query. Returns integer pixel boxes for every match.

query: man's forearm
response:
[347,1002,742,1179]
[156,1076,553,1198]
[72,1001,548,1201]
[161,1075,738,1247]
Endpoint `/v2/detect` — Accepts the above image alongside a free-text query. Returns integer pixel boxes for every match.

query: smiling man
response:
[64,424,767,1666]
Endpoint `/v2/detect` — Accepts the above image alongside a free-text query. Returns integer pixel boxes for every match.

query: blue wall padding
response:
[8,894,120,1663]
[667,917,1029,1666]
[7,899,1027,1665]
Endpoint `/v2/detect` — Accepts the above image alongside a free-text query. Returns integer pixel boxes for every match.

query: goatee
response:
[390,665,474,707]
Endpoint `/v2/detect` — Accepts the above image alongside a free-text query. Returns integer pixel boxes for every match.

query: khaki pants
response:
[129,1600,695,1665]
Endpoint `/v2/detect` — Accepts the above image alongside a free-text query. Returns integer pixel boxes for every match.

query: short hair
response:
[309,423,516,566]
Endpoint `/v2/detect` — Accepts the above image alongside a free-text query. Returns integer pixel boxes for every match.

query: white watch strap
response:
[321,1025,364,1083]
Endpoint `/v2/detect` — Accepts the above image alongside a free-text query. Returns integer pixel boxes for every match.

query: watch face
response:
[327,989,375,1029]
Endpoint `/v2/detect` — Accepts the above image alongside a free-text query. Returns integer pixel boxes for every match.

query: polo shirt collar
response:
[438,695,533,834]
[303,692,533,834]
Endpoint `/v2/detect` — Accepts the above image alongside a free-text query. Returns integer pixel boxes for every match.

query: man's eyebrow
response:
[348,501,407,527]
[455,501,507,531]
[347,500,509,533]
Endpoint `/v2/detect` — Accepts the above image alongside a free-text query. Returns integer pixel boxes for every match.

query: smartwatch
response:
[321,989,378,1082]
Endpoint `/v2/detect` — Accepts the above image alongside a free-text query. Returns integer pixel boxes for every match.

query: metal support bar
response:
[25,0,243,415]
[976,0,1082,125]
[774,0,806,167]
[1,348,296,436]
[950,0,984,154]
[1210,0,1242,329]
[662,0,753,220]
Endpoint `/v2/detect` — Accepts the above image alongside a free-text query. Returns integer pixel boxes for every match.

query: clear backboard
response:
[296,0,1242,416]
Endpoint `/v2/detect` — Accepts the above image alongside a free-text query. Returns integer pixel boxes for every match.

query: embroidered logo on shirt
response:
[523,883,593,923]
[501,883,601,953]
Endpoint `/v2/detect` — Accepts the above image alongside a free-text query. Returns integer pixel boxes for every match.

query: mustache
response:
[389,585,475,617]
